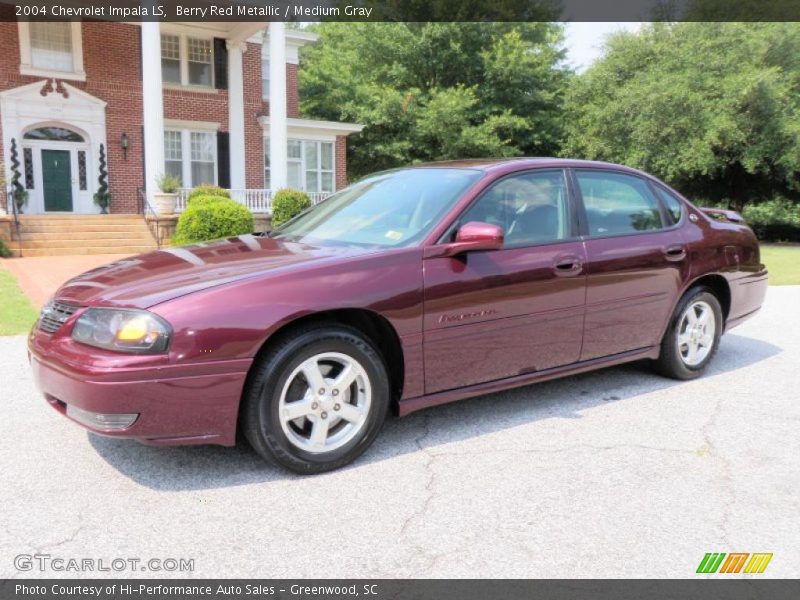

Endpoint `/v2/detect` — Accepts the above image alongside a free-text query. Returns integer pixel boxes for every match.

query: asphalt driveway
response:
[1,287,798,579]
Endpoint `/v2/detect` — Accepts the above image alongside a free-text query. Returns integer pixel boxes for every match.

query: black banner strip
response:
[3,0,800,22]
[2,579,800,600]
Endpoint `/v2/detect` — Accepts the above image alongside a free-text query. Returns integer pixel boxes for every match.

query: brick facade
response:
[287,64,300,118]
[336,136,348,190]
[1,23,352,214]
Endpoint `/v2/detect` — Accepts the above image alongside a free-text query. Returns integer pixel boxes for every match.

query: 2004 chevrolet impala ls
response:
[29,159,768,473]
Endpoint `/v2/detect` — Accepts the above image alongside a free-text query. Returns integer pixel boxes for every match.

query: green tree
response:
[563,23,800,210]
[299,23,570,179]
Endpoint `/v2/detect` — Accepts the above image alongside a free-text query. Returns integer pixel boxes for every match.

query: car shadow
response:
[88,333,781,491]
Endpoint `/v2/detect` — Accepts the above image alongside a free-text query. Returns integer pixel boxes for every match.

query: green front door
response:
[42,150,73,212]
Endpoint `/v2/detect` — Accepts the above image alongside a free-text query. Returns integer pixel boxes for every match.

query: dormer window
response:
[18,22,85,81]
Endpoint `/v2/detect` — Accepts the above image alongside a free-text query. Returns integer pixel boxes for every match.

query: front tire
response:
[654,288,723,380]
[242,325,389,474]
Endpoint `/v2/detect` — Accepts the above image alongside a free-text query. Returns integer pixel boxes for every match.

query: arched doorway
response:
[1,80,108,215]
[23,125,90,213]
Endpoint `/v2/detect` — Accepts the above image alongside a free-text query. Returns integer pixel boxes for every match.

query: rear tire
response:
[242,324,389,474]
[653,287,723,380]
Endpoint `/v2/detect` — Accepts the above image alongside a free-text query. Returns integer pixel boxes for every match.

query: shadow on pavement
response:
[89,333,781,491]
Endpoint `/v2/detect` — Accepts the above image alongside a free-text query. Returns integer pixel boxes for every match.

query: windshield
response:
[271,168,482,247]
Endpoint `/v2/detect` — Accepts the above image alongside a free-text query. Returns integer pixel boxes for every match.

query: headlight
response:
[71,308,171,354]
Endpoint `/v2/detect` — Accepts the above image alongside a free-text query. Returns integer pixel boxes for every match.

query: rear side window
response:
[576,171,665,236]
[656,187,684,224]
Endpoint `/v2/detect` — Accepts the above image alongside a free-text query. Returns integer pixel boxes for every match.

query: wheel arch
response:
[243,308,405,411]
[682,273,731,322]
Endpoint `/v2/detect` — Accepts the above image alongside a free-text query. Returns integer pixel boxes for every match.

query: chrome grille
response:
[38,301,80,334]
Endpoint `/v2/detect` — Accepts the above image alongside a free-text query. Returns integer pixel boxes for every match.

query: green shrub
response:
[0,239,12,258]
[271,188,311,227]
[187,185,230,202]
[172,196,254,245]
[188,195,228,208]
[742,198,800,242]
[156,173,182,193]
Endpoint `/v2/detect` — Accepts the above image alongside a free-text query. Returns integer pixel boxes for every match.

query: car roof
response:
[409,157,648,176]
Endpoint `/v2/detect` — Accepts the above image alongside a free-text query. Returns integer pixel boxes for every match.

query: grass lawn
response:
[0,266,38,335]
[761,244,800,286]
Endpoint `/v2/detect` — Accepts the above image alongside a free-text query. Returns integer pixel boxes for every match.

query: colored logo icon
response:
[697,553,773,574]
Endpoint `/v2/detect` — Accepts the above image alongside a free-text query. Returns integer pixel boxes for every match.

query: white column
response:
[227,41,246,190]
[141,22,165,205]
[268,22,287,191]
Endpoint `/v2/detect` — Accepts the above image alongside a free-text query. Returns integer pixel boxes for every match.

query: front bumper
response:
[29,330,252,447]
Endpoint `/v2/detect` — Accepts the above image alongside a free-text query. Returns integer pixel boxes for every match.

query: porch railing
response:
[137,187,162,249]
[175,189,331,214]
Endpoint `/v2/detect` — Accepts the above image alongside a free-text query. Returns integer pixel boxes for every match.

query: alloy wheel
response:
[278,352,372,454]
[677,300,716,367]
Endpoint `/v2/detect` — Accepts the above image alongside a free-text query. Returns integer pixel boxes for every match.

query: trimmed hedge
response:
[0,239,12,258]
[187,185,230,202]
[271,188,311,227]
[742,198,800,242]
[172,195,254,245]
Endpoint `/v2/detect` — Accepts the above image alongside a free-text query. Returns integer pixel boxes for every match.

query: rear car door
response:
[572,168,690,360]
[422,169,587,394]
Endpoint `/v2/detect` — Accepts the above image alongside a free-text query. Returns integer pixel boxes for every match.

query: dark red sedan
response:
[29,159,768,473]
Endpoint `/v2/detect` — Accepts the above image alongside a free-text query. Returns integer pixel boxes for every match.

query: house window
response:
[190,132,216,185]
[262,59,270,99]
[24,127,84,142]
[265,138,335,193]
[164,129,217,188]
[161,34,181,84]
[18,22,84,80]
[161,33,214,88]
[30,22,73,72]
[23,148,34,190]
[164,130,183,182]
[187,38,213,87]
[78,151,87,191]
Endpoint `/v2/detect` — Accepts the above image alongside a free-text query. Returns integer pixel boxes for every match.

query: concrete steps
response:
[12,215,158,256]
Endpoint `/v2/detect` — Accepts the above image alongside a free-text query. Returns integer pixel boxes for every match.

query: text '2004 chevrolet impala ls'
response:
[29,159,768,473]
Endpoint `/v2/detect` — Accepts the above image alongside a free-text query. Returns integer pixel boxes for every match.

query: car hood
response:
[54,235,370,309]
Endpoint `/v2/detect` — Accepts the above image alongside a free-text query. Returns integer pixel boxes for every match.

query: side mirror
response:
[427,221,504,258]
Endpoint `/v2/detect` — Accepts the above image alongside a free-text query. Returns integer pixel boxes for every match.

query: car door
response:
[422,169,587,395]
[571,168,690,361]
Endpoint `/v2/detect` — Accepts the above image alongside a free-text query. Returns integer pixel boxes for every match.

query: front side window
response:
[576,171,665,236]
[459,170,571,247]
[29,22,73,72]
[273,168,482,248]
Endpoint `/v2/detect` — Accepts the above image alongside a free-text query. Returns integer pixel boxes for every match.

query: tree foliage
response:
[562,23,800,210]
[299,23,570,179]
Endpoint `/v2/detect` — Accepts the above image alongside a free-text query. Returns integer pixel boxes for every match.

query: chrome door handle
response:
[553,255,583,276]
[664,244,686,262]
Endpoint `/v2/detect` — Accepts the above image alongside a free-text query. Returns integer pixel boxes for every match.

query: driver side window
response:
[460,170,571,247]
